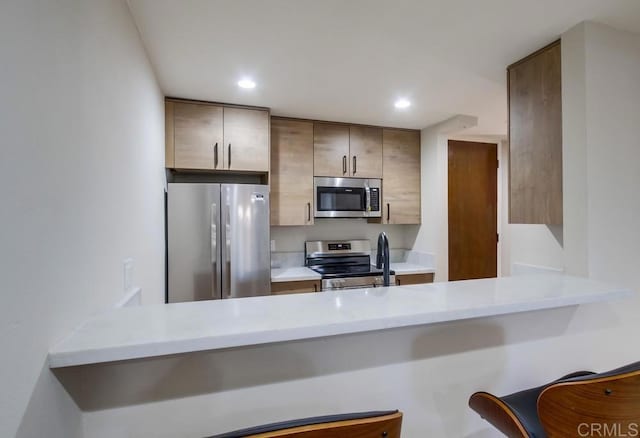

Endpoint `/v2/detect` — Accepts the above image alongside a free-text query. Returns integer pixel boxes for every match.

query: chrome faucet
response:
[376,232,391,287]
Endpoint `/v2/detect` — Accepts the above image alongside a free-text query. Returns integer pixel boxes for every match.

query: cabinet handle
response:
[214,143,218,168]
[307,202,311,222]
[387,203,390,222]
[228,144,231,168]
[313,283,318,292]
[342,155,347,174]
[353,156,357,174]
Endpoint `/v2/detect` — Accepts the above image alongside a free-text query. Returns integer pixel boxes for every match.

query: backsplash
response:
[271,249,434,269]
[271,250,407,269]
[270,219,410,251]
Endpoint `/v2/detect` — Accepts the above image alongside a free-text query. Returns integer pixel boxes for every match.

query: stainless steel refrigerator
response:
[167,183,271,302]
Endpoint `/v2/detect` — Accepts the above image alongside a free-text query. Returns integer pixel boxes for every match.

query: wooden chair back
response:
[538,367,640,437]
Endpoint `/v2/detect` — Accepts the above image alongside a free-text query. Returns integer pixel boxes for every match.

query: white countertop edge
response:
[270,267,321,283]
[48,285,632,369]
[393,266,436,275]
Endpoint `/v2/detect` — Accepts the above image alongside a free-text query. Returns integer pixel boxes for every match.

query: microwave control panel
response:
[370,188,380,211]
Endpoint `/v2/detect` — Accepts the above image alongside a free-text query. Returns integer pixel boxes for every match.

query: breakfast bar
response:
[48,274,633,368]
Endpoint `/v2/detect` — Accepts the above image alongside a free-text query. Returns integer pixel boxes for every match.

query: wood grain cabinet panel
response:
[271,280,321,295]
[313,122,350,177]
[270,118,314,226]
[223,107,270,172]
[166,100,269,172]
[173,102,223,170]
[381,129,421,224]
[395,273,434,286]
[508,40,562,224]
[349,125,383,178]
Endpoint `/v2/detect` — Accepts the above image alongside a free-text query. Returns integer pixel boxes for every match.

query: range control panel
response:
[328,243,351,251]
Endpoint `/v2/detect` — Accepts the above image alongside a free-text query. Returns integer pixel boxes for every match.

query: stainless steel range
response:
[305,240,396,291]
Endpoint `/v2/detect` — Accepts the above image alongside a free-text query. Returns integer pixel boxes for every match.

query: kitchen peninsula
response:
[49,275,632,368]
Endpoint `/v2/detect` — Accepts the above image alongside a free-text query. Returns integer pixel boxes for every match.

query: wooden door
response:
[173,102,223,169]
[508,40,562,224]
[382,129,421,224]
[448,140,497,281]
[313,122,350,177]
[349,125,383,178]
[270,118,314,226]
[223,107,270,172]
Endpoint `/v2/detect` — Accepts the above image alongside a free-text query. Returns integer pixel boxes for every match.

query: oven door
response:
[314,177,381,218]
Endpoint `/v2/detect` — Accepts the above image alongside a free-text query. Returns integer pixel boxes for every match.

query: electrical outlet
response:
[123,258,133,291]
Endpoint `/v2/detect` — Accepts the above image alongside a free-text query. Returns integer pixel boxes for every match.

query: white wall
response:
[0,1,165,437]
[408,126,449,281]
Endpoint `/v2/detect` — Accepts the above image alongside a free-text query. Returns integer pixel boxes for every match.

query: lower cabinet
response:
[271,280,321,295]
[395,273,434,286]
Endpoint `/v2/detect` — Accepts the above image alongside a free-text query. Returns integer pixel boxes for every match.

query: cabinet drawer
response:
[271,280,321,295]
[395,273,434,286]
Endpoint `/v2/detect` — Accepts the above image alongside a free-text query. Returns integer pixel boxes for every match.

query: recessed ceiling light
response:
[394,98,411,109]
[237,78,256,89]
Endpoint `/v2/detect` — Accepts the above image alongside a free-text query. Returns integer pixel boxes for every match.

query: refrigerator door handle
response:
[224,192,231,299]
[210,202,217,298]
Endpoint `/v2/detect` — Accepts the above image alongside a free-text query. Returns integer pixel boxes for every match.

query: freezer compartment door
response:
[221,184,271,298]
[167,183,221,302]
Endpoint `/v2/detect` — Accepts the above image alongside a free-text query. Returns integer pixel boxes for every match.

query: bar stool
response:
[207,410,402,438]
[469,361,640,437]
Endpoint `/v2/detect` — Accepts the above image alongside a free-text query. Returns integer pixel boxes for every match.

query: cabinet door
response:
[223,107,270,172]
[313,122,350,177]
[508,41,562,224]
[349,125,382,178]
[271,118,314,226]
[173,102,223,170]
[395,273,434,286]
[271,280,320,295]
[382,129,421,224]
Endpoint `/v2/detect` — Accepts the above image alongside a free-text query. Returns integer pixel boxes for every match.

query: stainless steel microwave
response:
[314,177,381,218]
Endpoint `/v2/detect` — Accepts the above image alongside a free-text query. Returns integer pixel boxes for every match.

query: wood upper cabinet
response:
[349,125,383,178]
[171,101,223,170]
[508,40,562,224]
[313,122,350,177]
[313,122,383,178]
[166,99,269,172]
[270,118,314,226]
[381,128,421,224]
[223,107,270,172]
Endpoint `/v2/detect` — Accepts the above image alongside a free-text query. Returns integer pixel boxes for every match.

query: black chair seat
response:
[208,410,399,438]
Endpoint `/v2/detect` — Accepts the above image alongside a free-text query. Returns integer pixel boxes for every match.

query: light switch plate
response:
[123,258,133,291]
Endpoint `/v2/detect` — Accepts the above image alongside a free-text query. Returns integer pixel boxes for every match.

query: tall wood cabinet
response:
[165,100,269,172]
[313,122,383,178]
[381,129,421,224]
[270,118,314,226]
[508,40,562,224]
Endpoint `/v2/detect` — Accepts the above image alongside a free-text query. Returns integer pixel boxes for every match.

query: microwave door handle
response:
[365,187,371,214]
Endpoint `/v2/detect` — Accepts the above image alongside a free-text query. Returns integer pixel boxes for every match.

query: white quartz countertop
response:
[48,275,633,368]
[271,267,321,283]
[391,263,436,275]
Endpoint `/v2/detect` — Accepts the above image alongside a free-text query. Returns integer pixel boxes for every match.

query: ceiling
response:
[127,0,640,134]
